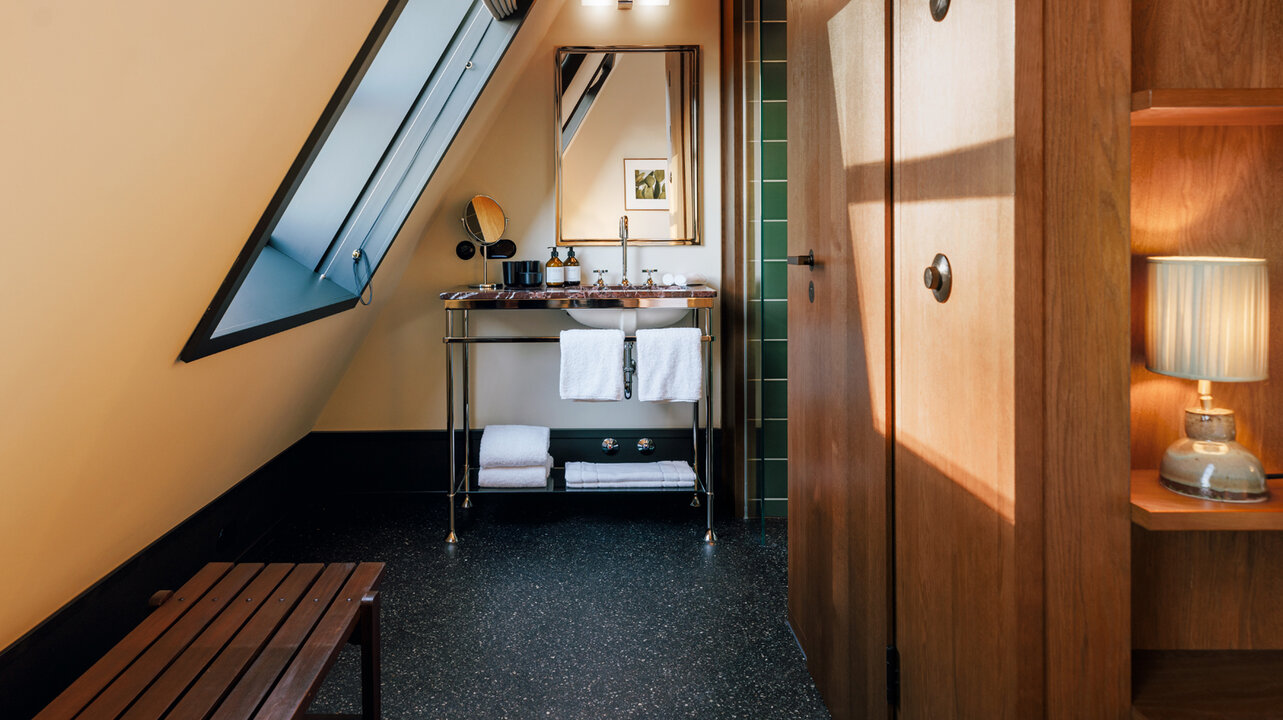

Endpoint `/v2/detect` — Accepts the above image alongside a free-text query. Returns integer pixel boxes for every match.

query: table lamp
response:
[1146,256,1270,502]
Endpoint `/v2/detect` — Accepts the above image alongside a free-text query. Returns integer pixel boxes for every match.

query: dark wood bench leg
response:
[359,592,381,720]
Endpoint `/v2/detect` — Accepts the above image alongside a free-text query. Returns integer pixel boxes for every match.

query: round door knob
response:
[924,253,952,303]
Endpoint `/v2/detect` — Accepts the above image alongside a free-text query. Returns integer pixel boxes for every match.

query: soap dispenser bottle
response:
[564,247,581,286]
[545,247,565,288]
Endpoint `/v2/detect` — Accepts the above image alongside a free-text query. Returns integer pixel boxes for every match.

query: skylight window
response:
[181,0,526,361]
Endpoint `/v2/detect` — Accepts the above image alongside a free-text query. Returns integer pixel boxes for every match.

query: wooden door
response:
[892,0,1019,717]
[786,1,890,719]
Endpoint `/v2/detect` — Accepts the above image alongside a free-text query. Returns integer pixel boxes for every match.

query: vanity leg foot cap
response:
[690,494,701,508]
[462,495,473,509]
[703,529,717,544]
[445,532,459,544]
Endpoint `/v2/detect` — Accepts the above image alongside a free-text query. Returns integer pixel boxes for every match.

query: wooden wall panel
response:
[786,1,890,719]
[1130,126,1283,474]
[1133,0,1283,91]
[1041,0,1133,715]
[1132,528,1283,649]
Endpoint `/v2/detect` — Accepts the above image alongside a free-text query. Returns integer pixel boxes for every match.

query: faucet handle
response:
[593,269,608,288]
[643,269,658,287]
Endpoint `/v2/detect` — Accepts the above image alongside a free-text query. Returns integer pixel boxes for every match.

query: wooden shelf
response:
[1131,88,1283,126]
[1133,650,1283,719]
[1131,470,1283,531]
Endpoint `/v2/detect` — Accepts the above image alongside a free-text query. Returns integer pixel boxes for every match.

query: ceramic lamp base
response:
[1159,408,1269,503]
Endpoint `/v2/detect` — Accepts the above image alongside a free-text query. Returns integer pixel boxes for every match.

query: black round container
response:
[502,261,522,286]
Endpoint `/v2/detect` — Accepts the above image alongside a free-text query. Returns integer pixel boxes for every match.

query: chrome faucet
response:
[618,215,630,287]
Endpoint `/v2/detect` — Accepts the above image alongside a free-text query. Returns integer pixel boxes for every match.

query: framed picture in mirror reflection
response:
[624,158,669,210]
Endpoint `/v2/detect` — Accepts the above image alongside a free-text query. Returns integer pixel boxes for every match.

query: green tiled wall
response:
[749,2,788,518]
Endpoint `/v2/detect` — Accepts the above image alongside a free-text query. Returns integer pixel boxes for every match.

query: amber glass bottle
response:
[545,246,565,287]
[564,247,581,286]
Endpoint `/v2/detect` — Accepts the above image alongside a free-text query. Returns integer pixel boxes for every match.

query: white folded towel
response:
[559,329,625,401]
[478,455,553,488]
[564,461,696,489]
[479,425,551,468]
[635,327,703,402]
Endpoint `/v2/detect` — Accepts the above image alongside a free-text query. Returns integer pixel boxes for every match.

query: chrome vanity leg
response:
[703,307,716,544]
[446,309,458,544]
[690,310,701,509]
[461,309,472,510]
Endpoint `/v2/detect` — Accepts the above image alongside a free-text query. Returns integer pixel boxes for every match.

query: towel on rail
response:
[479,425,551,468]
[564,461,696,489]
[635,327,703,402]
[478,455,554,488]
[559,329,625,401]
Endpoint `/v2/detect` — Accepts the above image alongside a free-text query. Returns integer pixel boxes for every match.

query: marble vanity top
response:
[440,284,716,309]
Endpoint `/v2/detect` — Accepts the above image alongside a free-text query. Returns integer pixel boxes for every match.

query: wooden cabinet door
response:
[892,0,1019,717]
[786,1,890,719]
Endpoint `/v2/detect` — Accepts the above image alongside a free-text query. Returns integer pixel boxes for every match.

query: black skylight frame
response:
[181,0,527,361]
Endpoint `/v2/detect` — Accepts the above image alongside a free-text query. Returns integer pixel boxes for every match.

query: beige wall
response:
[0,0,561,649]
[317,0,723,431]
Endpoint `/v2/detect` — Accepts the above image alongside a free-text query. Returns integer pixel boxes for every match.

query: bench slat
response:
[253,563,384,720]
[120,563,294,720]
[209,564,355,720]
[164,564,324,720]
[77,563,264,720]
[33,563,234,720]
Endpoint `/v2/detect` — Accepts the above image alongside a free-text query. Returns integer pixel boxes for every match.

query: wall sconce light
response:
[1146,256,1270,502]
[581,0,669,8]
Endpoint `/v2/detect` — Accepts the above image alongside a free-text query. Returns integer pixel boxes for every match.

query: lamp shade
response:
[1146,256,1269,382]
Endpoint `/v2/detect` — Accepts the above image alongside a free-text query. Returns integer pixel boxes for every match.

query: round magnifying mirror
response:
[462,195,506,246]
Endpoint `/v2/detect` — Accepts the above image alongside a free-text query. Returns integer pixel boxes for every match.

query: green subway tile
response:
[762,380,788,418]
[753,458,788,497]
[762,102,787,141]
[763,498,789,517]
[761,24,786,61]
[763,141,787,180]
[763,340,787,379]
[763,182,787,220]
[763,301,787,339]
[761,0,785,22]
[761,62,787,101]
[762,222,788,259]
[762,261,787,299]
[764,459,787,496]
[763,419,788,457]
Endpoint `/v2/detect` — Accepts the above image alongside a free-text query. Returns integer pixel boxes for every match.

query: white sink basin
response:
[565,308,691,333]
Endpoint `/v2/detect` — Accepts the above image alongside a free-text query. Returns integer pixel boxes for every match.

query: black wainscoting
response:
[302,428,723,494]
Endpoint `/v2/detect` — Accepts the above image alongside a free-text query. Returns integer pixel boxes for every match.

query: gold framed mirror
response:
[554,45,701,246]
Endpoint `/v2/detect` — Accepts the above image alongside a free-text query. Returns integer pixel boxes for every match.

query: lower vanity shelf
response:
[454,467,708,495]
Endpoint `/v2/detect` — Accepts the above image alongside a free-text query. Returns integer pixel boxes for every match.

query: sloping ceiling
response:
[0,0,561,649]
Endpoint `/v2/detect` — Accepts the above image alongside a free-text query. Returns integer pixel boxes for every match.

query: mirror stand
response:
[469,253,498,290]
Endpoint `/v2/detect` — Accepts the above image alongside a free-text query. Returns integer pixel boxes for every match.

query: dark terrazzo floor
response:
[246,492,830,720]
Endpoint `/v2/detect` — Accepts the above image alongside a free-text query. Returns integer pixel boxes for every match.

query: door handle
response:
[787,250,815,268]
[924,253,952,303]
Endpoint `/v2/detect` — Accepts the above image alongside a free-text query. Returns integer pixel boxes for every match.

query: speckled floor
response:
[247,492,830,719]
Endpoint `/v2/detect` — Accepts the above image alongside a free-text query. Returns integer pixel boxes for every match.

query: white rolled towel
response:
[564,461,696,488]
[636,327,703,403]
[479,425,550,468]
[478,455,553,488]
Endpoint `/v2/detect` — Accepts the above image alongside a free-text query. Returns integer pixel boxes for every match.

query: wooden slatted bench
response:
[35,562,384,720]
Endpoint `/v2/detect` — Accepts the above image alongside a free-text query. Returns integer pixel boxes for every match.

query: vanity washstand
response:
[440,285,717,543]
